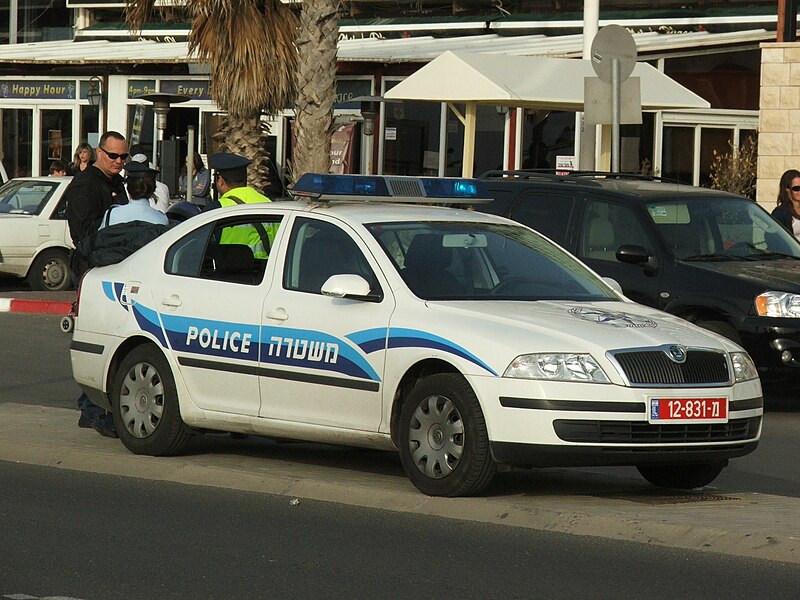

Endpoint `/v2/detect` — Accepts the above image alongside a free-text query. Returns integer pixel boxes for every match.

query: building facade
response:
[0,1,784,202]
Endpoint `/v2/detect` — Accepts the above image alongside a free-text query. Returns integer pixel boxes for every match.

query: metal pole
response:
[10,0,18,44]
[611,57,621,174]
[576,0,600,170]
[186,125,195,203]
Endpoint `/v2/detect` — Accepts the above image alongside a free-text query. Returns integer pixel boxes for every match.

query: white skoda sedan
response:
[0,176,73,290]
[69,174,762,496]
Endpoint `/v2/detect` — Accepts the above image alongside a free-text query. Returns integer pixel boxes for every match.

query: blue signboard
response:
[0,80,76,100]
[160,80,212,100]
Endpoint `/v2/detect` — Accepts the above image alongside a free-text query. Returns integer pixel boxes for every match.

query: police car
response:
[69,174,763,497]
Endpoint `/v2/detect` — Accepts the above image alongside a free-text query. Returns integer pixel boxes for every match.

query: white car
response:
[0,176,73,291]
[69,174,763,497]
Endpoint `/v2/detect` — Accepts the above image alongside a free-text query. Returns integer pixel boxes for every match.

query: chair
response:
[584,216,617,261]
[403,234,462,297]
[297,230,364,293]
[213,244,256,284]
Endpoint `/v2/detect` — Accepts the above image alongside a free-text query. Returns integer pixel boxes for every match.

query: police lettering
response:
[268,336,338,363]
[186,325,252,354]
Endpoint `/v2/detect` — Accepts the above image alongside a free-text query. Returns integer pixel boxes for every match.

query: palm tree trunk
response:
[211,114,274,195]
[292,0,339,180]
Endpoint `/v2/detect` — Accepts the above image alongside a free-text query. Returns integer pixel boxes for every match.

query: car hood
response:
[420,299,738,357]
[683,258,800,291]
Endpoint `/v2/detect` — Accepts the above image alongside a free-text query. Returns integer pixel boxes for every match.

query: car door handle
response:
[161,294,182,308]
[266,307,288,321]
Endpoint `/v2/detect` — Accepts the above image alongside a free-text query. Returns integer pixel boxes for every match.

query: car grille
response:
[612,349,730,386]
[554,417,760,444]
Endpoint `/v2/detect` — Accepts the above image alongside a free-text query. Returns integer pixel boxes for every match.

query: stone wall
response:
[758,42,800,209]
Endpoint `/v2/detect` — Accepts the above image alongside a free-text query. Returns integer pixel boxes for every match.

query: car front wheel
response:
[637,462,726,490]
[27,248,71,291]
[398,373,496,497]
[112,344,191,456]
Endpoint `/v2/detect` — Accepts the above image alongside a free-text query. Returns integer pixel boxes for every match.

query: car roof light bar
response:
[290,173,492,205]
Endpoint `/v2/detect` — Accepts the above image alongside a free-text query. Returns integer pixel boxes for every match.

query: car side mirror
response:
[321,274,382,302]
[616,244,658,271]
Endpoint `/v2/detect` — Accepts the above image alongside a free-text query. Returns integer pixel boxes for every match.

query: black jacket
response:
[771,204,794,233]
[76,220,170,268]
[65,165,127,275]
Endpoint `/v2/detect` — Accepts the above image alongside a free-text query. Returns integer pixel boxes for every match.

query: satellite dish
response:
[591,25,637,84]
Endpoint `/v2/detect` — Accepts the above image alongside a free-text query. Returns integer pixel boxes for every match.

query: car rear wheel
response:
[637,462,726,490]
[398,373,496,497]
[27,248,71,291]
[112,344,190,456]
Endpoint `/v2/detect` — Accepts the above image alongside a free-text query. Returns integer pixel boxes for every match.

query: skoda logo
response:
[667,345,687,363]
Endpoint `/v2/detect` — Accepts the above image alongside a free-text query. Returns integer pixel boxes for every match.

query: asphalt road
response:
[2,460,799,600]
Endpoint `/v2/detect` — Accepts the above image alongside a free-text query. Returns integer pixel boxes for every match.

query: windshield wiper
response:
[746,252,800,260]
[682,253,748,262]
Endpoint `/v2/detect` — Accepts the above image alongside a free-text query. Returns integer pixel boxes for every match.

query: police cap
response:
[209,152,250,172]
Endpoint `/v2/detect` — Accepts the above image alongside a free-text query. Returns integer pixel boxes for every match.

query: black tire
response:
[398,373,496,497]
[27,248,71,291]
[694,319,742,346]
[637,462,726,490]
[111,344,190,456]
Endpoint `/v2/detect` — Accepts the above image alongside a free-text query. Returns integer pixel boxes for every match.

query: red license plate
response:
[649,397,728,422]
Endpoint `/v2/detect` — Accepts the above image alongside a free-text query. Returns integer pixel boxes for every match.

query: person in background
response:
[64,130,128,439]
[126,152,170,213]
[772,169,800,240]
[101,161,168,228]
[178,152,211,206]
[68,142,94,175]
[49,159,68,176]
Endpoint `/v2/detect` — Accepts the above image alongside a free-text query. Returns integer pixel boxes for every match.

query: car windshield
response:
[646,197,800,260]
[0,180,60,216]
[366,221,618,301]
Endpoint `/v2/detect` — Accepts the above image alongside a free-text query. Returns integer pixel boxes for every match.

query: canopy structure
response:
[384,51,710,176]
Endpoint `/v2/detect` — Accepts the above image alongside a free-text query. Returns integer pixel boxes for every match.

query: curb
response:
[0,297,72,315]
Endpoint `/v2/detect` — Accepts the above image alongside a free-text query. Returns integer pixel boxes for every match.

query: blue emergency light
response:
[292,173,489,203]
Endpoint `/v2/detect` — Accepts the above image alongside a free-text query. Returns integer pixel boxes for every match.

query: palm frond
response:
[187,0,299,119]
[123,0,157,33]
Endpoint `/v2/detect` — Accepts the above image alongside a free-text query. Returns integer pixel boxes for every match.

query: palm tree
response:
[124,0,337,187]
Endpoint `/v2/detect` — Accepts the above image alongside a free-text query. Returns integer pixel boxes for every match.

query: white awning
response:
[0,28,772,66]
[383,50,710,111]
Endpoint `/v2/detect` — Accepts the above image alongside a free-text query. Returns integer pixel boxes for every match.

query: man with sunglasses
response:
[64,130,129,439]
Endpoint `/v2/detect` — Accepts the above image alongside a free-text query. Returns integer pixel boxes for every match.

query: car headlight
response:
[755,291,800,317]
[731,352,759,383]
[504,353,610,383]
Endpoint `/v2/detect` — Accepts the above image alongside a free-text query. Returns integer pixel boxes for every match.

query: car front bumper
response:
[468,374,763,468]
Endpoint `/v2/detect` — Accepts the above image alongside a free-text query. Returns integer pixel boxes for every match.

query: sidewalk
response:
[0,290,74,315]
[2,402,799,565]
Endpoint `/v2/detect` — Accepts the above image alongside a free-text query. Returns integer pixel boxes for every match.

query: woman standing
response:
[773,169,800,240]
[178,152,211,206]
[68,142,95,175]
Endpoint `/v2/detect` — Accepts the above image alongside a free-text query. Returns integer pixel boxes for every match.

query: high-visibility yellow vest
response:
[218,187,275,259]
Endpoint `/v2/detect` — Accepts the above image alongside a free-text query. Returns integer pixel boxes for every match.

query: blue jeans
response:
[77,392,106,421]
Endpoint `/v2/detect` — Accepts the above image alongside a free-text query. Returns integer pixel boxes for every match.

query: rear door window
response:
[508,190,576,246]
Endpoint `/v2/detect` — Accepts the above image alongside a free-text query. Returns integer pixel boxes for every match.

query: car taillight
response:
[73,273,87,317]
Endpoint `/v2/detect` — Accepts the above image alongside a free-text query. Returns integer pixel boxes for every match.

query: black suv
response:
[478,171,800,383]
